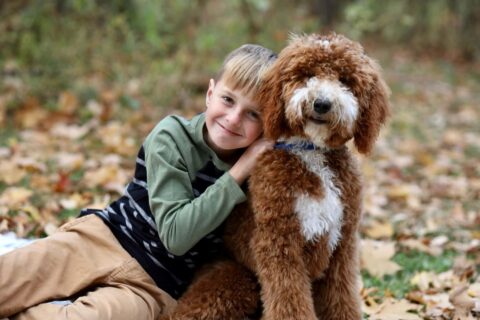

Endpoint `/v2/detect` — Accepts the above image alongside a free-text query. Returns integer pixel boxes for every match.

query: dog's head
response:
[258,33,390,154]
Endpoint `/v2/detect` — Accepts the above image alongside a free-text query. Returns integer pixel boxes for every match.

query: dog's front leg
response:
[312,227,362,320]
[252,215,317,320]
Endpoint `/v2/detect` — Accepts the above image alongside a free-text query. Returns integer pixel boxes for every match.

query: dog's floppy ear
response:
[258,66,289,140]
[353,59,391,154]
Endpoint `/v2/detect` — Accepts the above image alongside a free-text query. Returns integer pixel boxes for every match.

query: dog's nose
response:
[313,99,331,114]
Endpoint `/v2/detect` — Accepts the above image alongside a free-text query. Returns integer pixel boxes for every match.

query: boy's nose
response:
[226,109,242,125]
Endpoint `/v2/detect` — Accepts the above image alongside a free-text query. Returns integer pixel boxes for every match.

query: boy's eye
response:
[222,96,234,105]
[247,111,260,121]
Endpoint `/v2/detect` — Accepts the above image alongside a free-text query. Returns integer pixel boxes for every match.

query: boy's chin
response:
[209,136,239,149]
[210,139,249,156]
[215,143,244,153]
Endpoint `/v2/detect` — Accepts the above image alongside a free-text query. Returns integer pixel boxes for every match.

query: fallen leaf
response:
[0,161,27,184]
[59,193,88,210]
[50,123,91,140]
[361,240,402,277]
[400,238,442,256]
[422,293,455,318]
[362,295,382,315]
[369,298,422,320]
[21,205,42,223]
[411,271,439,291]
[0,147,11,158]
[14,97,48,128]
[430,176,468,199]
[97,122,137,156]
[55,152,85,172]
[449,285,480,319]
[83,165,128,194]
[58,91,79,115]
[411,270,461,293]
[452,256,476,280]
[364,220,395,239]
[468,283,480,298]
[15,157,47,173]
[0,187,32,208]
[386,184,422,210]
[53,171,71,193]
[85,195,111,210]
[43,222,59,236]
[430,235,449,247]
[442,129,464,146]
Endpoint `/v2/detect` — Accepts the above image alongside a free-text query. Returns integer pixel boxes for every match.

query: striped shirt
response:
[80,114,246,298]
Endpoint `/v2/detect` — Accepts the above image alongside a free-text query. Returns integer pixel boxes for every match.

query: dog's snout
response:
[313,99,331,114]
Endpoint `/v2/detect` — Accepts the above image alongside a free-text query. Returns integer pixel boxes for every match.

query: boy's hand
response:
[229,138,274,185]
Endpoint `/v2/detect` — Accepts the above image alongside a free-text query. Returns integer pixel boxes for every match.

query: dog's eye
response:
[339,76,348,85]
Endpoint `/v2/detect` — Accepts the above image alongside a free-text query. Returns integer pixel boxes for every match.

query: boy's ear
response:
[206,79,215,107]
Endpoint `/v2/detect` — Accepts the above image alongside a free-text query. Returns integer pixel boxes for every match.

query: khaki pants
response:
[0,214,176,320]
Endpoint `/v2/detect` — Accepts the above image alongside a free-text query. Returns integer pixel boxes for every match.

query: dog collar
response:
[274,141,317,151]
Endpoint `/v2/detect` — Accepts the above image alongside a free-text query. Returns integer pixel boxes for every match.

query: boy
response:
[0,44,277,319]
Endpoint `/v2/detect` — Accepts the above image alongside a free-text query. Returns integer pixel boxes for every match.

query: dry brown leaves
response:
[0,51,479,318]
[358,51,480,319]
[0,84,164,236]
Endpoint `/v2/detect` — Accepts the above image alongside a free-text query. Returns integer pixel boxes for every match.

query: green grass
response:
[58,208,79,220]
[362,249,457,298]
[0,125,19,147]
[465,144,480,158]
[69,169,85,184]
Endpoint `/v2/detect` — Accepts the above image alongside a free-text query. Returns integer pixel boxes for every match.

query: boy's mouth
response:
[218,122,241,136]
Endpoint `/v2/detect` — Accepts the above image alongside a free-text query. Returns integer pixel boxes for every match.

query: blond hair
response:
[216,44,277,97]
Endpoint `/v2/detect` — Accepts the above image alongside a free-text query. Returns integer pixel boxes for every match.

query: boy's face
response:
[205,79,263,157]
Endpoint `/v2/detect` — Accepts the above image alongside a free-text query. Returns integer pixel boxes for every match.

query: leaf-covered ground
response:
[0,48,479,319]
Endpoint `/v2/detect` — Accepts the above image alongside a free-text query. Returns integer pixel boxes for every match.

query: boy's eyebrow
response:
[219,87,236,97]
[247,106,261,113]
[244,98,261,114]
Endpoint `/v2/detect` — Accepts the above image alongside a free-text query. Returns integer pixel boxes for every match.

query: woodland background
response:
[0,1,479,319]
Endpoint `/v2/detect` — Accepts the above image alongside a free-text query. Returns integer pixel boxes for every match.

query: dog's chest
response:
[292,151,343,252]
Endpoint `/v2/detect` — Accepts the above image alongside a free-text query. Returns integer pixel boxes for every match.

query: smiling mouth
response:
[218,122,241,136]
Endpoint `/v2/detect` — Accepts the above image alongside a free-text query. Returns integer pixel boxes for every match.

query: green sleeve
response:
[144,122,246,256]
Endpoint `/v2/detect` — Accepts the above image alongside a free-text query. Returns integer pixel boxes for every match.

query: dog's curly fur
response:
[163,33,390,320]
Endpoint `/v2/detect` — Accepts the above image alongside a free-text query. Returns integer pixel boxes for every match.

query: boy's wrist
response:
[228,166,247,185]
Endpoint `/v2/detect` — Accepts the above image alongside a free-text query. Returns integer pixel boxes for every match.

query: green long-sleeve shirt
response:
[144,113,247,256]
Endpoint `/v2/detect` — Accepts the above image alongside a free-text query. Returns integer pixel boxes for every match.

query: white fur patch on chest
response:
[292,150,343,252]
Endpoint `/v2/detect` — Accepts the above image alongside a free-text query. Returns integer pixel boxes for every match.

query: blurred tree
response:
[1,0,478,114]
[342,0,480,61]
[308,0,351,27]
[239,0,261,41]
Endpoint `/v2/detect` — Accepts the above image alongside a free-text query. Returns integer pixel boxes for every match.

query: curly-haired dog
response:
[163,33,391,320]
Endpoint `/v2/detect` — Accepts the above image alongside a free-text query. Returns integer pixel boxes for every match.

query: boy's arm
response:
[145,129,246,256]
